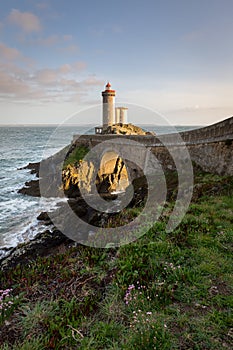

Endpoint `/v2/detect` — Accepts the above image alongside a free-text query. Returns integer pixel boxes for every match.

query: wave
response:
[0,197,68,259]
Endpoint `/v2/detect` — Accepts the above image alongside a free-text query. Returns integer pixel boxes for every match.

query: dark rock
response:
[64,183,81,198]
[37,211,50,221]
[0,229,73,271]
[18,179,40,197]
[127,176,148,208]
[68,198,88,217]
[100,193,118,201]
[18,162,40,177]
[37,212,53,225]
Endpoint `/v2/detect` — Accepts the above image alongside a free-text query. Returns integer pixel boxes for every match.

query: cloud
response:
[60,44,79,53]
[57,61,86,74]
[35,35,60,46]
[63,35,73,41]
[82,76,105,87]
[59,64,72,74]
[0,42,22,61]
[0,42,35,68]
[18,33,74,48]
[0,69,44,100]
[72,61,87,71]
[90,25,123,38]
[36,69,58,85]
[35,62,88,85]
[33,34,73,46]
[0,59,104,104]
[8,9,42,33]
[36,2,49,10]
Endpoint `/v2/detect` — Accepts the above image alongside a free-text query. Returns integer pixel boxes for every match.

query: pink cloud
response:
[37,34,74,47]
[60,44,79,53]
[0,69,32,97]
[8,9,42,33]
[36,69,58,85]
[59,64,71,74]
[0,42,35,67]
[0,57,103,104]
[82,76,105,87]
[20,34,74,48]
[59,78,80,89]
[63,35,73,41]
[36,2,49,10]
[0,42,22,61]
[72,61,87,71]
[36,35,60,46]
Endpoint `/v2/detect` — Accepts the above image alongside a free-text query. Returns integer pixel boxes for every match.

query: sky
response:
[0,0,233,126]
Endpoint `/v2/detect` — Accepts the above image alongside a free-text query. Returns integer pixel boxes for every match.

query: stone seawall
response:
[179,116,233,144]
[150,141,233,175]
[187,141,233,175]
[72,117,233,176]
[73,116,233,145]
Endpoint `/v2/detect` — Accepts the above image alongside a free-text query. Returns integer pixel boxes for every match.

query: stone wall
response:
[187,141,233,175]
[179,116,233,144]
[73,116,233,145]
[149,141,233,175]
[72,116,233,176]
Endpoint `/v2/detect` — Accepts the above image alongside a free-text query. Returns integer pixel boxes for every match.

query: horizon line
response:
[0,123,204,127]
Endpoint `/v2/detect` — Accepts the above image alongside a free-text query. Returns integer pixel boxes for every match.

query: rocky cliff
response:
[103,123,155,135]
[63,160,95,196]
[62,155,129,196]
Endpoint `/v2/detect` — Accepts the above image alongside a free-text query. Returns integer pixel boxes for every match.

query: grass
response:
[63,145,89,168]
[0,171,232,349]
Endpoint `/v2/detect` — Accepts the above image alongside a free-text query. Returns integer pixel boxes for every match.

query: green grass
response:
[0,172,232,349]
[63,145,89,168]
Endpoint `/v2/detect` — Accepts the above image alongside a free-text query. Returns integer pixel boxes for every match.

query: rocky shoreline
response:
[0,161,60,268]
[2,140,214,270]
[0,155,149,269]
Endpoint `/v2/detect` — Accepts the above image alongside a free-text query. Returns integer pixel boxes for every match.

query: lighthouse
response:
[115,107,128,124]
[102,82,115,128]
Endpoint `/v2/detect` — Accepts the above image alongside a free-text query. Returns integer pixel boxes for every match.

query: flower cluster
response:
[124,284,135,305]
[157,261,181,288]
[124,282,146,305]
[131,310,153,327]
[130,309,167,332]
[0,289,14,317]
[163,261,181,271]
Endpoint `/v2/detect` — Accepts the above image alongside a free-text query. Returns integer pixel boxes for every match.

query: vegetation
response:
[0,171,232,349]
[63,145,89,168]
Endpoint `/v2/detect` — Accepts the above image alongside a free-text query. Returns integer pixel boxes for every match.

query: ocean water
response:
[0,124,200,257]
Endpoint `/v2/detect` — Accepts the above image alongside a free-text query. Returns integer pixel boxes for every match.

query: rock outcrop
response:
[62,155,129,196]
[62,160,95,196]
[103,123,155,135]
[18,179,41,197]
[96,156,128,193]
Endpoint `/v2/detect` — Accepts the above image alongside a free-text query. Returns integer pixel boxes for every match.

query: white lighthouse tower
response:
[102,82,115,128]
[115,107,128,124]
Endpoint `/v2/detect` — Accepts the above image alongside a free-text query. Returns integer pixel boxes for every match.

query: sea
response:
[0,124,200,258]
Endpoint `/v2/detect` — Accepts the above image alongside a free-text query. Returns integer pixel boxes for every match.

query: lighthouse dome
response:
[106,82,111,89]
